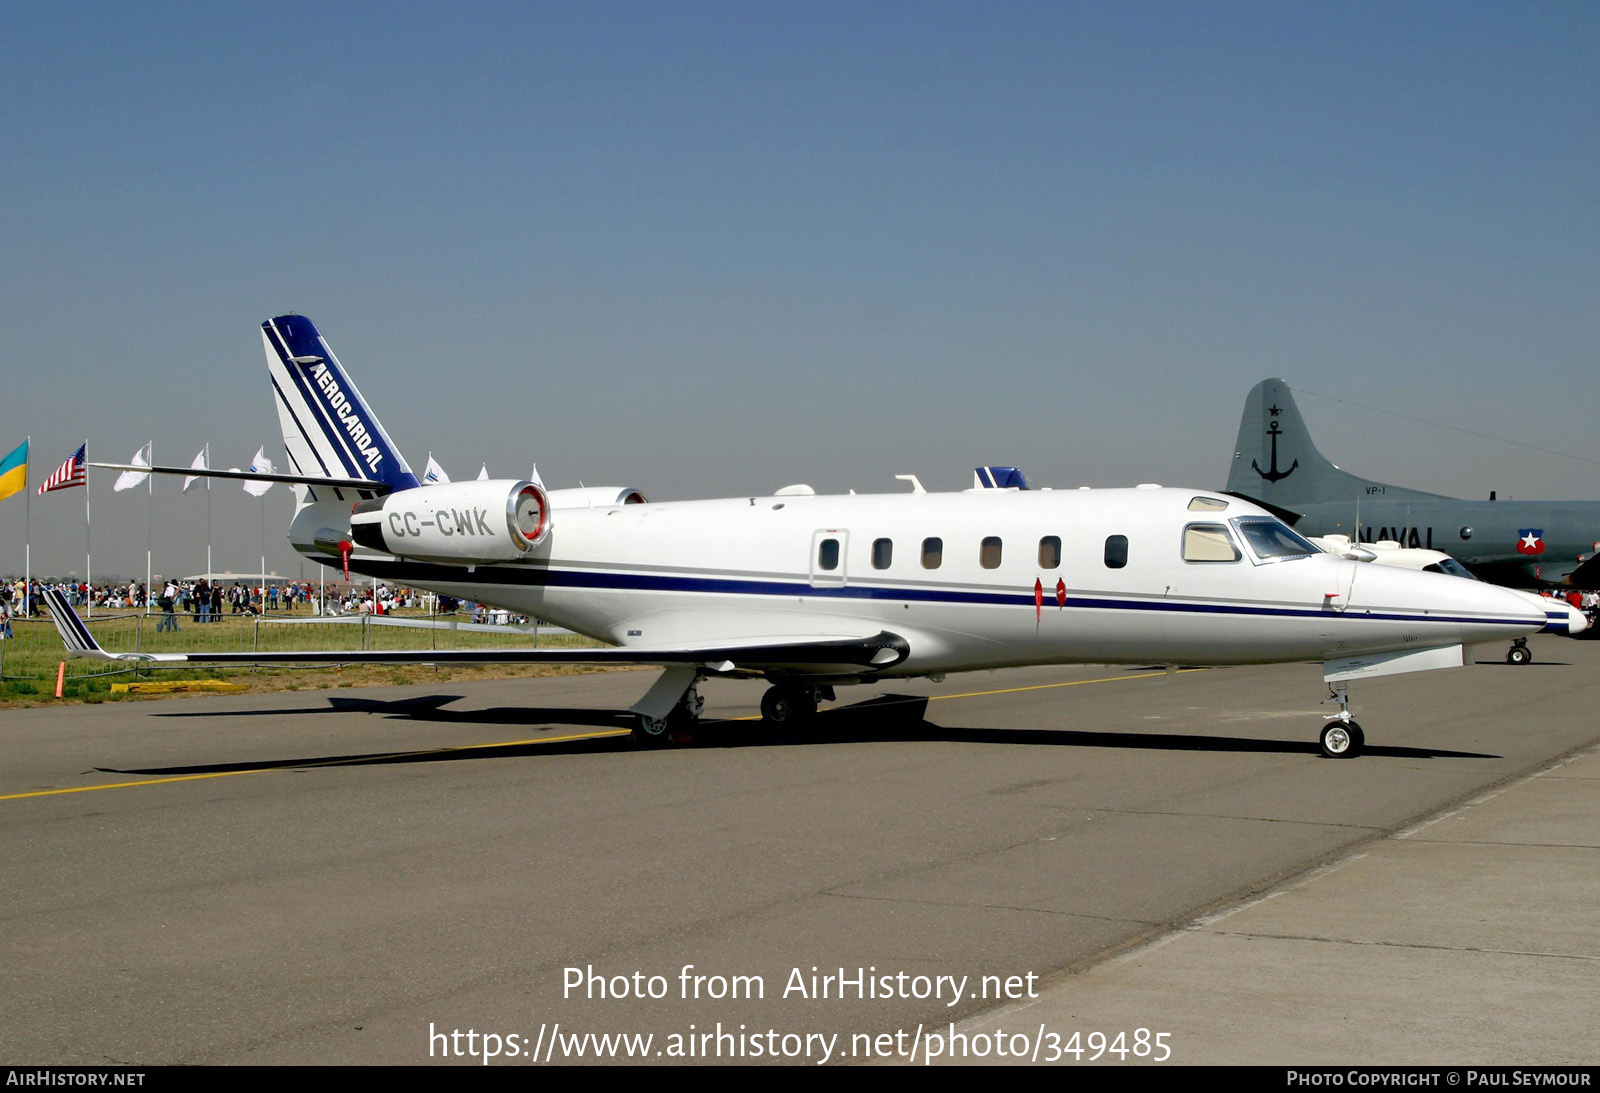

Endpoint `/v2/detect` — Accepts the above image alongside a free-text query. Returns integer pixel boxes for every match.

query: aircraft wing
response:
[1560,554,1600,588]
[42,590,908,676]
[1463,558,1562,588]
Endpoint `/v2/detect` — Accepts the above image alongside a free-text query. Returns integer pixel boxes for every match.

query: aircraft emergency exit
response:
[59,318,1548,759]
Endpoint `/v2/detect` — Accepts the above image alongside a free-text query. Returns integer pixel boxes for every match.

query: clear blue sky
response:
[3,1,1598,578]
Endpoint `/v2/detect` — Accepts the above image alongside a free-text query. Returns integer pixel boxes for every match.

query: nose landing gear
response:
[1320,681,1365,759]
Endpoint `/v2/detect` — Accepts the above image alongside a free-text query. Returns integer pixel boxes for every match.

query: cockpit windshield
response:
[1231,517,1321,561]
[1422,558,1479,580]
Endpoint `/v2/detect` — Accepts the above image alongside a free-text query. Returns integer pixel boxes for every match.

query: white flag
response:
[183,445,209,492]
[243,448,275,496]
[423,454,450,485]
[476,464,489,481]
[113,443,151,492]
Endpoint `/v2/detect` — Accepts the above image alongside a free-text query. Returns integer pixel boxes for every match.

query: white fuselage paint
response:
[293,487,1544,679]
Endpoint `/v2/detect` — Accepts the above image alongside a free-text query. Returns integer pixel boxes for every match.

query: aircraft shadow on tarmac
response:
[109,692,1498,776]
[153,693,634,728]
[1479,661,1571,668]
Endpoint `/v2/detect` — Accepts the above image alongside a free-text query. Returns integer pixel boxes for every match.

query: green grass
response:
[0,608,607,704]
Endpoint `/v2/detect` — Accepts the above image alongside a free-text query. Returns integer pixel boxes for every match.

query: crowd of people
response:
[3,577,329,619]
[1,577,529,634]
[1543,588,1600,616]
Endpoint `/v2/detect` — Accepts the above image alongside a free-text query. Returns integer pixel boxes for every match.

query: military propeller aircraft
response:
[55,318,1548,759]
[1227,379,1600,588]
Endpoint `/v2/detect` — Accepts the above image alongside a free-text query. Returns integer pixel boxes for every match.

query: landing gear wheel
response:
[635,713,675,746]
[1320,720,1363,759]
[760,685,818,724]
[1507,640,1532,666]
[635,683,703,747]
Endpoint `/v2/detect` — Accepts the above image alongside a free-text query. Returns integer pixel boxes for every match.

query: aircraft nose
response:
[1546,598,1589,636]
[1353,565,1545,644]
[1455,581,1548,640]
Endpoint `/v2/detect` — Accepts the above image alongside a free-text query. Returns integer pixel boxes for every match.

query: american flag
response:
[37,443,86,494]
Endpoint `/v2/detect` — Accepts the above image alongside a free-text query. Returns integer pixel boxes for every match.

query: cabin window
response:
[1188,496,1229,512]
[980,536,1003,569]
[1182,523,1241,563]
[872,538,893,570]
[1104,535,1128,569]
[1039,536,1061,569]
[818,538,840,571]
[921,537,943,569]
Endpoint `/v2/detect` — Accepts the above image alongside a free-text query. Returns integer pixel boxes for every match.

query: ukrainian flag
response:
[0,439,27,502]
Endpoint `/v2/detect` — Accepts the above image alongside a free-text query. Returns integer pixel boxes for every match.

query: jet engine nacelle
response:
[544,486,648,509]
[349,480,550,562]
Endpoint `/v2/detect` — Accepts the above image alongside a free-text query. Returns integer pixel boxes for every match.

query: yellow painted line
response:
[0,728,632,802]
[926,667,1206,702]
[721,667,1209,720]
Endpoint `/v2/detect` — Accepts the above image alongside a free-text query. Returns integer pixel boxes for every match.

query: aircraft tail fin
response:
[1225,379,1445,510]
[261,315,420,502]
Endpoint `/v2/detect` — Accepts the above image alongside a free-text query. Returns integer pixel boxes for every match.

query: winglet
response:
[43,589,114,660]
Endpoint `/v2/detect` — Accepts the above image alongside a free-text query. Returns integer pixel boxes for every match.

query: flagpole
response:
[84,438,92,619]
[24,437,31,621]
[145,440,153,615]
[205,443,213,579]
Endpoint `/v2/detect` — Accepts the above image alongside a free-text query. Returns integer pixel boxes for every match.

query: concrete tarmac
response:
[951,743,1599,1065]
[1,635,1596,1066]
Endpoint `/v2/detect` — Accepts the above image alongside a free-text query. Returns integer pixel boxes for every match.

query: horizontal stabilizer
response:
[88,463,391,494]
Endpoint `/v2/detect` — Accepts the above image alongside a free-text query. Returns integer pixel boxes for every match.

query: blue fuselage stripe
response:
[334,557,1533,629]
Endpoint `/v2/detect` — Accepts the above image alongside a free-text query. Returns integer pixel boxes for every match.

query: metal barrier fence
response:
[0,608,599,682]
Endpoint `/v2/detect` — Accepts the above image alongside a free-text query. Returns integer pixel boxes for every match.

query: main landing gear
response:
[1506,638,1532,666]
[1319,681,1365,759]
[632,678,837,745]
[759,684,833,725]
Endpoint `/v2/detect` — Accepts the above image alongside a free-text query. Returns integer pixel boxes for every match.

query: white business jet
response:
[63,316,1546,759]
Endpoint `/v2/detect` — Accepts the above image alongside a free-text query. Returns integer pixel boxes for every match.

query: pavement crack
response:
[1204,928,1600,963]
[819,889,1160,927]
[1095,806,1383,832]
[1395,837,1600,851]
